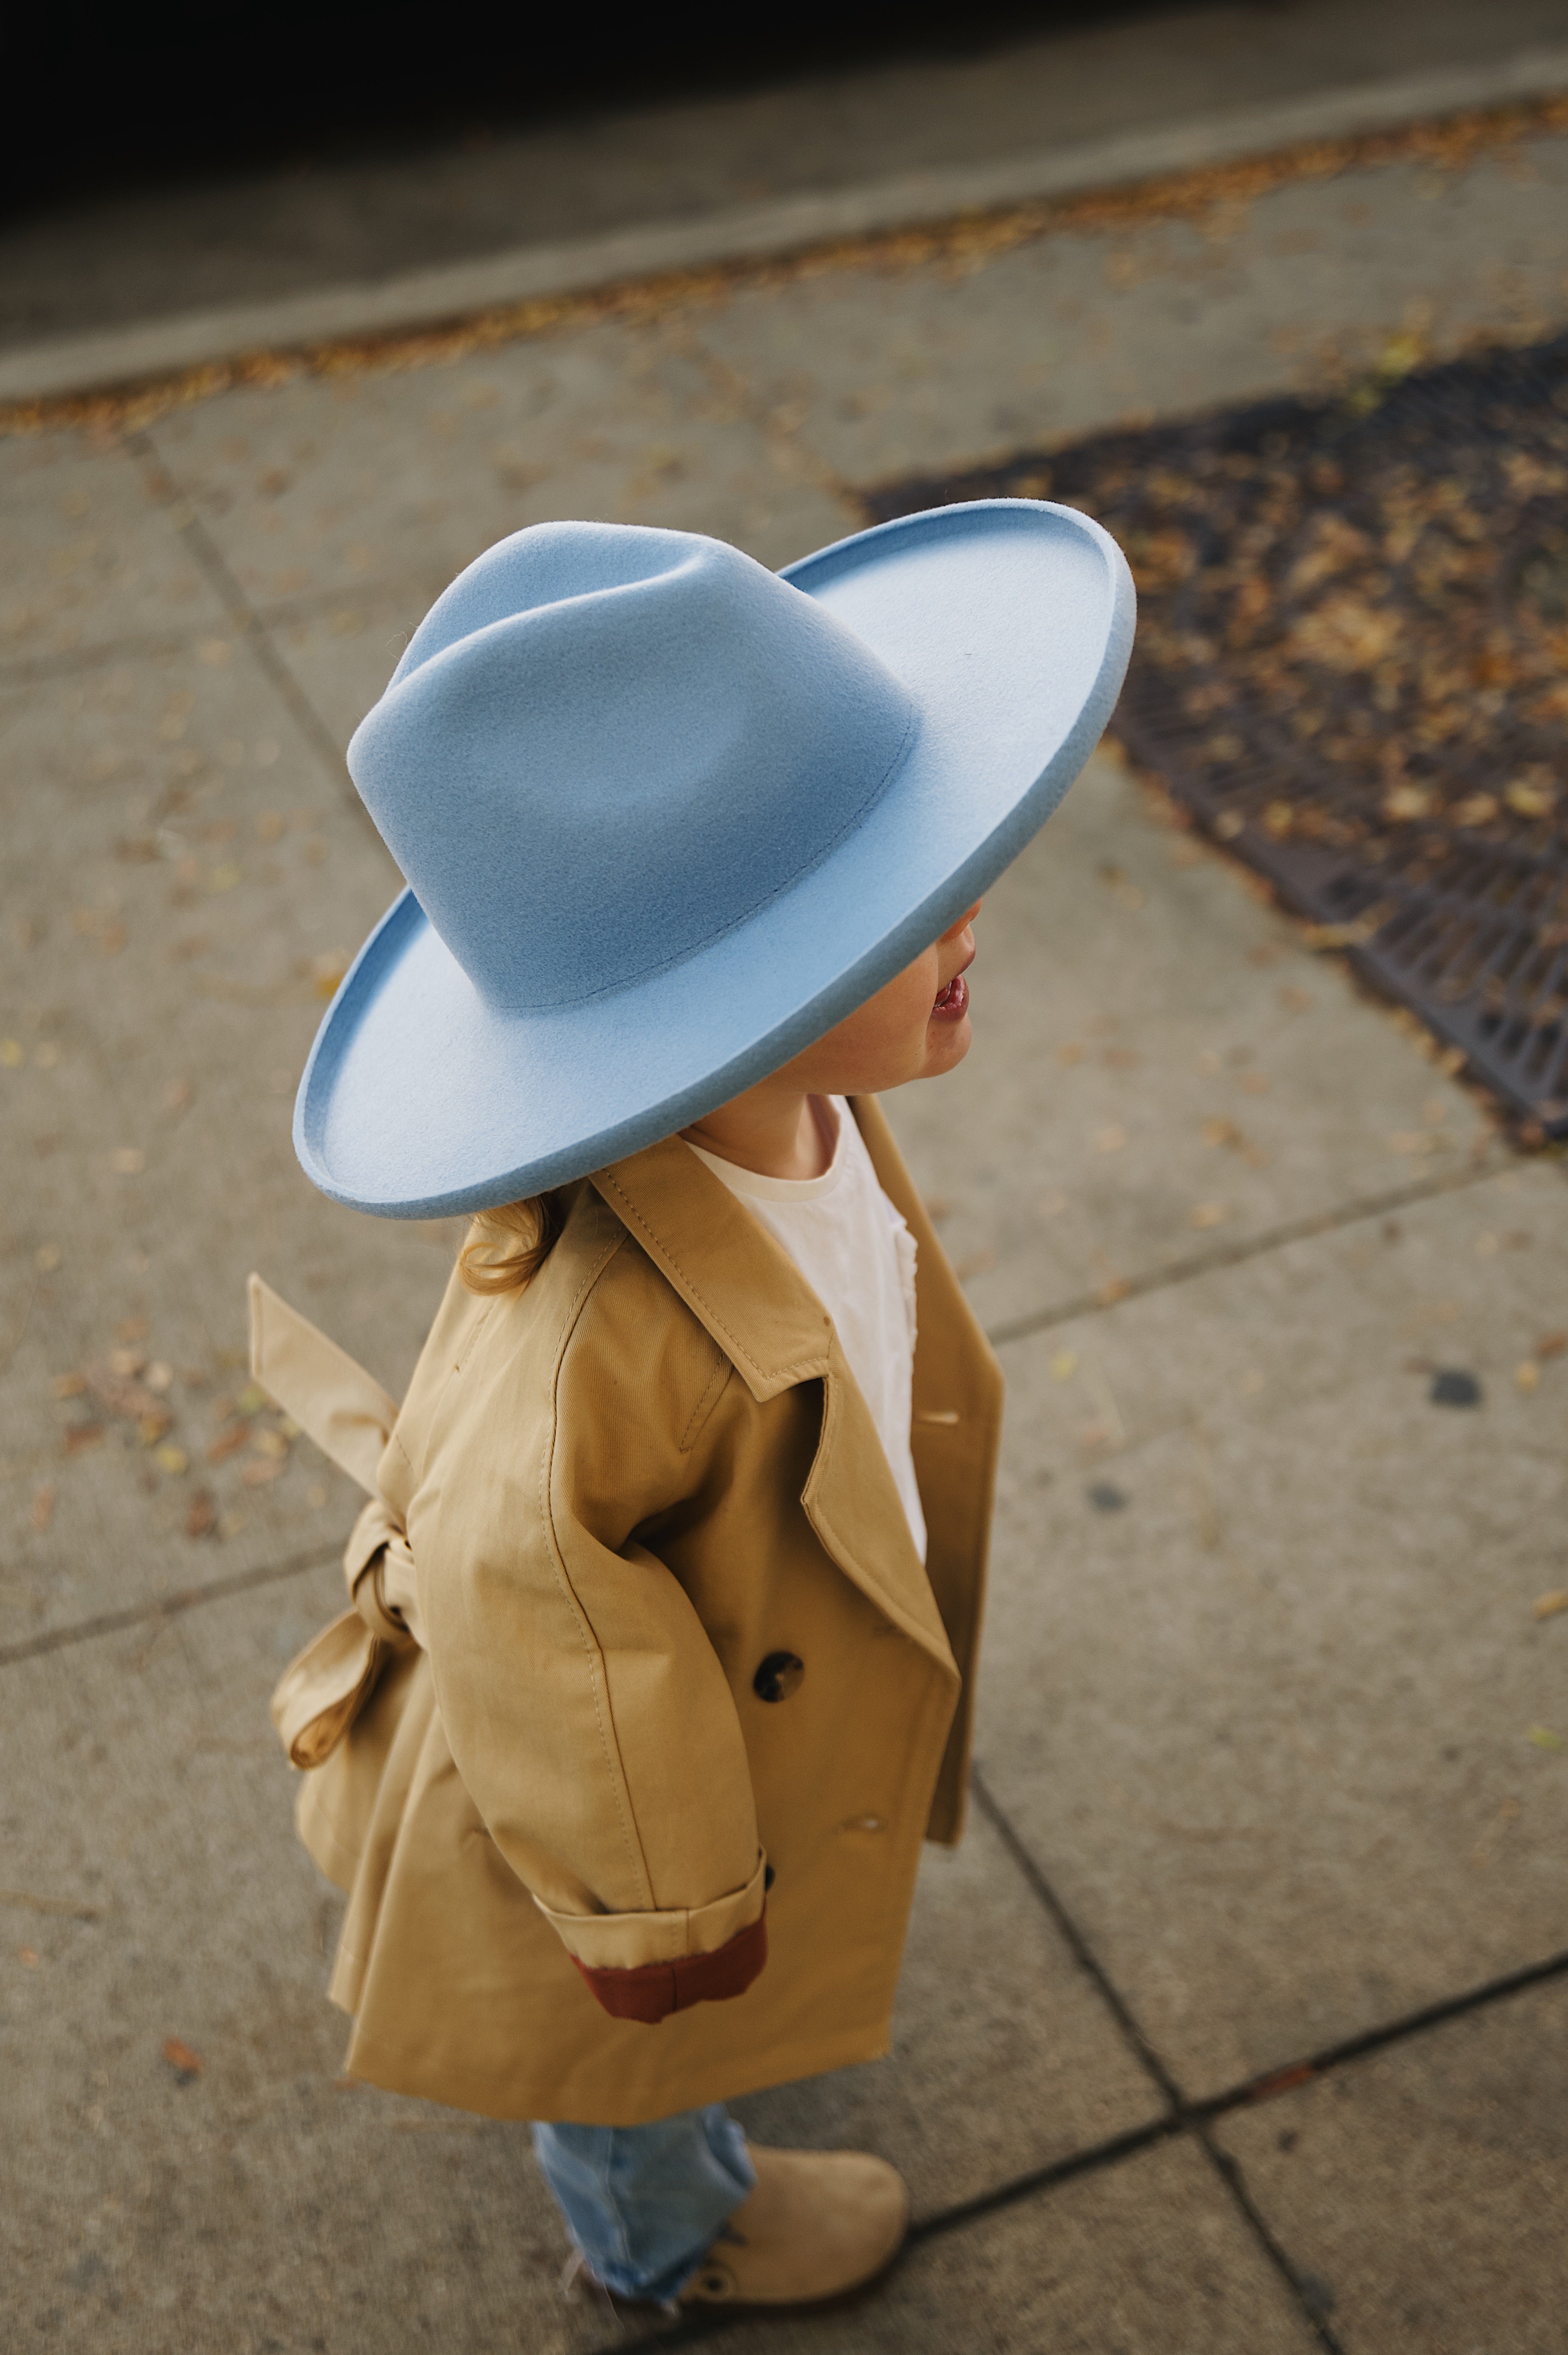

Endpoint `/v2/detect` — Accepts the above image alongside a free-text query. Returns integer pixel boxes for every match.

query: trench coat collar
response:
[590,1136,838,1404]
[590,1107,958,1673]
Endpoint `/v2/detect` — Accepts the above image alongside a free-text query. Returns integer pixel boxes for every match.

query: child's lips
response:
[931,972,969,1023]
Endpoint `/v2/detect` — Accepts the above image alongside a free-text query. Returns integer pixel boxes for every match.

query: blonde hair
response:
[457,1190,567,1296]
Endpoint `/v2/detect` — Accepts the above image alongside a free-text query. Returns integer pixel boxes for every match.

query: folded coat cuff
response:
[533,1850,768,1980]
[571,1907,767,2023]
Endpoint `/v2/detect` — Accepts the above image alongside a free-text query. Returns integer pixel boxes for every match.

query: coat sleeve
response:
[413,1235,766,2022]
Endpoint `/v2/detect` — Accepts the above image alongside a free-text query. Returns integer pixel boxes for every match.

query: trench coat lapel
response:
[591,1134,957,1673]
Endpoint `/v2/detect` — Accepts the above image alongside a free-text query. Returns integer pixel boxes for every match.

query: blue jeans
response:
[532,2104,756,2302]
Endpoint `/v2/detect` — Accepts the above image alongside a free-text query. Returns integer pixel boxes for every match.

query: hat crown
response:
[348,522,918,1011]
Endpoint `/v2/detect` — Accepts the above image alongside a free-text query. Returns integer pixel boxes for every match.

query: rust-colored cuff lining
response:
[572,1906,767,2024]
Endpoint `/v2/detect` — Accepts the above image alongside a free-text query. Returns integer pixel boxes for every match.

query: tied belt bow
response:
[248,1275,422,1770]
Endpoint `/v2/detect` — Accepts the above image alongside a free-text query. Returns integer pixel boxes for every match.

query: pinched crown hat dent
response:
[349,524,919,1011]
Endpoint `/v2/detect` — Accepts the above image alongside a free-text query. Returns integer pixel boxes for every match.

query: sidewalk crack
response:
[126,428,365,813]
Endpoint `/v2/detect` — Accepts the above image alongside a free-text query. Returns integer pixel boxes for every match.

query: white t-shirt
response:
[685,1097,927,1562]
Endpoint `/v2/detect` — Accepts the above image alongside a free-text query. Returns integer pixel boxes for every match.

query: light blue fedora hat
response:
[296,500,1134,1218]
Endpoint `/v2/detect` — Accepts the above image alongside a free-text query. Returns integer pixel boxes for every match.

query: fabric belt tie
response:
[248,1274,421,1770]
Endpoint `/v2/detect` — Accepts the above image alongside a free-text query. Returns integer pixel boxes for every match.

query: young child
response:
[255,507,1133,2311]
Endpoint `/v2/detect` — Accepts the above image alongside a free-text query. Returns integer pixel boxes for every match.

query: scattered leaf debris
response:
[7,89,1566,444]
[870,329,1568,1135]
[184,1489,218,1540]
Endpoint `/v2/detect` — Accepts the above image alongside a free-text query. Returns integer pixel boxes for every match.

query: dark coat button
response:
[753,1651,804,1703]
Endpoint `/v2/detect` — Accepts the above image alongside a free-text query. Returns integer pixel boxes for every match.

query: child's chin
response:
[923,1018,972,1072]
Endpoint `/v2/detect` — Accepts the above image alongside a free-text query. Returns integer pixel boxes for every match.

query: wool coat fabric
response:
[274,1096,1002,2125]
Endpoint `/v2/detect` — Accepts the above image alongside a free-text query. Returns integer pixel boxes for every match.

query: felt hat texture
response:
[296,501,1134,1218]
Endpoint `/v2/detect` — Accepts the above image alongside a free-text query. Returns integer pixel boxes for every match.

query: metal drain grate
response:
[864,333,1568,1137]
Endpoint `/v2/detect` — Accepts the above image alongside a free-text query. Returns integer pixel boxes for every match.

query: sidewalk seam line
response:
[983,1151,1510,1346]
[964,1778,1568,2350]
[125,427,362,808]
[1196,2129,1349,2354]
[970,1765,1187,2108]
[0,1543,340,1670]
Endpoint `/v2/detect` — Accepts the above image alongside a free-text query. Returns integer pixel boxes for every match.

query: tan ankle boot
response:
[681,2144,910,2308]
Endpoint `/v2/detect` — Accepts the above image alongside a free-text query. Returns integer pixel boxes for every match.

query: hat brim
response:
[295,499,1134,1218]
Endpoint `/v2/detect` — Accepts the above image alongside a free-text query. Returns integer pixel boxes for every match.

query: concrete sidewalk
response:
[3,48,1567,2355]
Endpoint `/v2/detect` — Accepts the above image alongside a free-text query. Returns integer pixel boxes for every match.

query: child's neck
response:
[682,1088,837,1182]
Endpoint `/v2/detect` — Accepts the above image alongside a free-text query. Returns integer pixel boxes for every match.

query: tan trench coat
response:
[260,1096,1002,2124]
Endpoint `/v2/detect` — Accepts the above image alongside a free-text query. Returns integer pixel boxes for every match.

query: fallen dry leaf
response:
[31,1484,54,1532]
[249,1427,288,1460]
[206,1425,249,1464]
[1532,1590,1568,1619]
[85,1359,166,1421]
[1305,921,1377,949]
[1535,1332,1568,1360]
[1190,1203,1229,1229]
[51,1372,86,1399]
[240,1457,285,1488]
[1516,1362,1541,1393]
[185,1490,217,1539]
[162,2036,205,2077]
[110,1147,146,1176]
[310,950,352,999]
[63,1424,105,1454]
